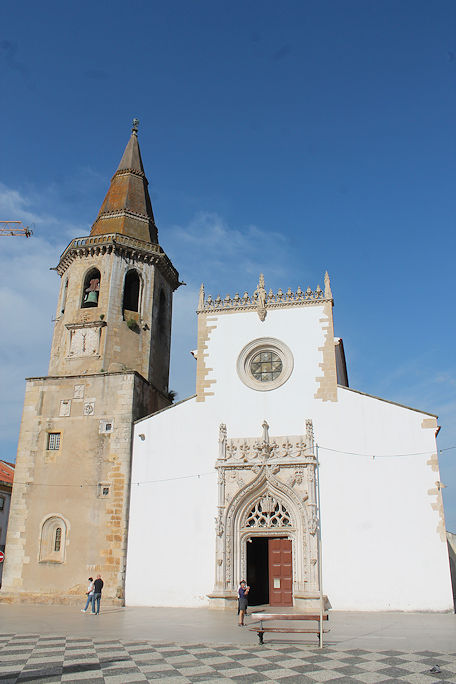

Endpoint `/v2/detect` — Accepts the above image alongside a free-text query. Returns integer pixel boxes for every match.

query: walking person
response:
[81,577,94,612]
[238,579,250,626]
[91,574,104,615]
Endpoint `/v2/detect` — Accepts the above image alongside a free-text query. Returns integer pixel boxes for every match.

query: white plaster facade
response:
[125,277,453,611]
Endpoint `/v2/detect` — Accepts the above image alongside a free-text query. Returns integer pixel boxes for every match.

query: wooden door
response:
[268,538,292,606]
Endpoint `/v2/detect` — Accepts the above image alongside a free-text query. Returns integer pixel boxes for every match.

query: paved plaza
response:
[0,605,455,682]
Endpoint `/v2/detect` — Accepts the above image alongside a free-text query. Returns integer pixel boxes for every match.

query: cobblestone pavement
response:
[1,633,455,684]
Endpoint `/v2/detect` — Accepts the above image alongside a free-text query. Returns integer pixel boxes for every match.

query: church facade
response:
[125,275,453,611]
[2,126,453,611]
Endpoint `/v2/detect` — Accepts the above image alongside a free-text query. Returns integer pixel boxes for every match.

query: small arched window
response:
[123,269,140,315]
[39,516,67,563]
[81,268,101,308]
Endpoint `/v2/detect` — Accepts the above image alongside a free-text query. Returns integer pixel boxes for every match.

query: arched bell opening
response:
[81,268,101,308]
[122,269,141,321]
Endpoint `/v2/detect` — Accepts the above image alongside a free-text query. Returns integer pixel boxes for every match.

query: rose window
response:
[245,495,292,528]
[249,350,282,382]
[237,337,294,391]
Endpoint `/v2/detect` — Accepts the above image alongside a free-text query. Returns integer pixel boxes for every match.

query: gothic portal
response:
[210,420,322,609]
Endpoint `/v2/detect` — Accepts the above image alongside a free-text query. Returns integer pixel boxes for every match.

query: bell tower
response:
[1,122,180,604]
[48,119,179,392]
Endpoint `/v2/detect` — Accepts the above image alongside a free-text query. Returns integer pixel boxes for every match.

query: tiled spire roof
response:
[90,120,158,243]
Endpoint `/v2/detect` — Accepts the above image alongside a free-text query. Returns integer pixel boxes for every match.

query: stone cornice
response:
[65,321,107,331]
[111,167,146,181]
[94,209,151,223]
[56,233,181,290]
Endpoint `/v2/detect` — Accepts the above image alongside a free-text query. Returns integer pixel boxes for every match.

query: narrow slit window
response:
[61,279,68,314]
[54,527,62,552]
[158,289,166,336]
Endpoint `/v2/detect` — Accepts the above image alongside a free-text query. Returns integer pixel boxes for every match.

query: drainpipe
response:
[316,443,324,648]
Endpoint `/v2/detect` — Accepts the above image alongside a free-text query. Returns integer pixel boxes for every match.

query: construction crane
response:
[0,221,33,237]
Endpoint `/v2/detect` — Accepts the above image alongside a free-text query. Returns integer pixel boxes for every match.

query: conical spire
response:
[90,119,158,243]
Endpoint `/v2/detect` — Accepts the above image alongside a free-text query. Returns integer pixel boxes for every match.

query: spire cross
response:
[132,118,139,135]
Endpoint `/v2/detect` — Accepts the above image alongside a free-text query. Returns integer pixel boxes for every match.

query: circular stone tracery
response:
[236,337,294,391]
[250,350,282,382]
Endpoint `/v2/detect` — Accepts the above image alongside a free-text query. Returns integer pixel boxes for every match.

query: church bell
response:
[84,291,99,306]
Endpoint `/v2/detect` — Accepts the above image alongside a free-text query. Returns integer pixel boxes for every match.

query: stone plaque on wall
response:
[65,321,106,359]
[73,384,85,399]
[59,400,71,417]
[83,401,95,416]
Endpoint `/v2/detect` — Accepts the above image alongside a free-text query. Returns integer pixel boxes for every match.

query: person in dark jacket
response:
[238,580,250,626]
[92,574,104,615]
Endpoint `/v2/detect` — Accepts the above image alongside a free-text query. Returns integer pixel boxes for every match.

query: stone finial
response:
[262,420,270,444]
[305,419,314,450]
[198,283,205,309]
[324,271,332,299]
[132,117,139,135]
[261,493,275,513]
[255,273,267,321]
[219,423,227,459]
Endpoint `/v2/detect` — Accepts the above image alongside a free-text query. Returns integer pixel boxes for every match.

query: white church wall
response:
[126,398,219,607]
[316,388,453,611]
[203,306,326,436]
[126,302,453,611]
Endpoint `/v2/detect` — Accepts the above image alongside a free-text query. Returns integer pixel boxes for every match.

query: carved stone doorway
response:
[209,420,323,611]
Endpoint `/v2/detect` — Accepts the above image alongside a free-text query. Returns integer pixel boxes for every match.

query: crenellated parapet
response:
[56,232,181,290]
[197,272,333,319]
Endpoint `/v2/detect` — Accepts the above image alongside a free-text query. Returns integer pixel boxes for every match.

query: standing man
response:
[237,580,250,626]
[92,574,104,615]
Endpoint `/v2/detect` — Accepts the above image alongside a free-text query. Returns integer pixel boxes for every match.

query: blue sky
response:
[1,1,455,525]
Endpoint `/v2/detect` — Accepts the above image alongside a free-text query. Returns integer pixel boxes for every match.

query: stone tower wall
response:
[49,249,172,394]
[1,371,164,604]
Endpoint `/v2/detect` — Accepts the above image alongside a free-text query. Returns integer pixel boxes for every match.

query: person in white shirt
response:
[81,577,94,612]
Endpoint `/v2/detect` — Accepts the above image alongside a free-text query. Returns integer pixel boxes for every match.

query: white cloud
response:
[0,234,60,457]
[0,184,86,459]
